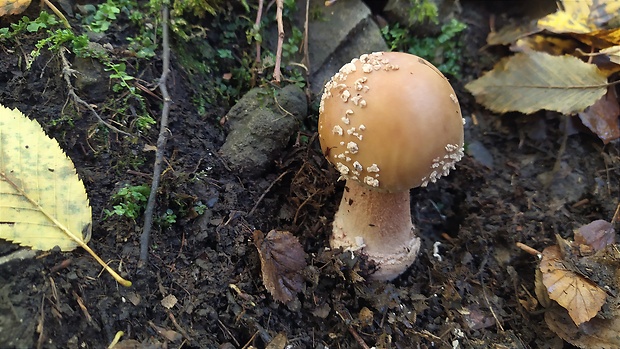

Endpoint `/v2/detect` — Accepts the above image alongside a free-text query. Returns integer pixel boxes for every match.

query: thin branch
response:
[302,0,311,91]
[139,5,172,265]
[59,49,131,136]
[254,0,264,66]
[273,0,284,83]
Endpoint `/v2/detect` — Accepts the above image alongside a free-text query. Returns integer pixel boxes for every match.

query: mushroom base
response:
[330,180,421,281]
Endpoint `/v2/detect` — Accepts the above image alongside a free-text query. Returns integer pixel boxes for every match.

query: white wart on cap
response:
[319,52,465,192]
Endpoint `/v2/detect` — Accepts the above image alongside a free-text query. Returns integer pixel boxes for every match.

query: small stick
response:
[302,0,311,91]
[611,201,620,225]
[140,4,172,265]
[273,0,284,83]
[247,171,289,217]
[347,326,370,349]
[254,0,264,66]
[516,242,542,257]
[59,49,130,136]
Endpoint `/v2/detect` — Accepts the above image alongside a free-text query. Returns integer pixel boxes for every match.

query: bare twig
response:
[247,171,290,217]
[59,49,131,136]
[302,0,311,91]
[139,5,172,265]
[254,0,265,66]
[273,0,284,83]
[515,242,542,258]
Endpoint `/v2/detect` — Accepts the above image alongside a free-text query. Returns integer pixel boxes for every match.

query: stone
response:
[307,0,388,94]
[219,85,307,176]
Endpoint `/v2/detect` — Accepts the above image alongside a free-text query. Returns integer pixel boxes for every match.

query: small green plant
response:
[105,184,150,220]
[282,27,302,59]
[156,209,177,228]
[193,201,207,215]
[408,0,439,24]
[81,0,121,32]
[381,18,467,77]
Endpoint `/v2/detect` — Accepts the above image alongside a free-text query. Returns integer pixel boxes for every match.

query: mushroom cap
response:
[318,52,465,192]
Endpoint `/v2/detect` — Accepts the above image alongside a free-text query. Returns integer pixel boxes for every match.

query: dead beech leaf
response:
[465,51,608,115]
[253,230,306,303]
[540,245,607,326]
[578,87,620,144]
[0,0,31,16]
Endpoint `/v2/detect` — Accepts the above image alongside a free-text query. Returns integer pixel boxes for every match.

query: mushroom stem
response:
[330,180,420,281]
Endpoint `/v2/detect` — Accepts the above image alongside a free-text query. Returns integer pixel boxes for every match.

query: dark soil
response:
[1,2,619,349]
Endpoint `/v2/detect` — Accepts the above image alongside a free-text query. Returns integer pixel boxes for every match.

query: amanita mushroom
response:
[318,52,464,281]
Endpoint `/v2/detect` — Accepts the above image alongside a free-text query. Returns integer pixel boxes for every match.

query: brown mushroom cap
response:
[318,52,465,192]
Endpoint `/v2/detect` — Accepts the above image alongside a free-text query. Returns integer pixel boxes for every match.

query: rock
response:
[307,0,388,94]
[72,56,109,103]
[219,85,307,176]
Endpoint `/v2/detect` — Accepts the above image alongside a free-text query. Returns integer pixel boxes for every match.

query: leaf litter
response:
[467,0,620,143]
[536,219,620,348]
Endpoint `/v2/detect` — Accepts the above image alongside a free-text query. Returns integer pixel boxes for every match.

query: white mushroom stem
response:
[330,180,421,281]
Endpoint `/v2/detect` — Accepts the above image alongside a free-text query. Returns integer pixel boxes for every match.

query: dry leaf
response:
[578,87,620,144]
[148,321,182,342]
[486,20,542,46]
[574,220,616,250]
[511,35,579,55]
[545,306,620,349]
[253,230,306,303]
[573,28,620,49]
[539,244,607,326]
[0,0,32,16]
[465,52,608,115]
[537,0,620,35]
[265,332,288,349]
[160,294,177,309]
[0,104,131,286]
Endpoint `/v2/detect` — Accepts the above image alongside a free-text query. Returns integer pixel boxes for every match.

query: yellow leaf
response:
[0,0,31,16]
[0,104,131,287]
[0,105,91,250]
[573,27,620,48]
[465,52,608,115]
[537,0,620,34]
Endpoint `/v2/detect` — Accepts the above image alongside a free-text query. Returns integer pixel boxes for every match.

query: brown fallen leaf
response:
[0,0,31,16]
[578,87,620,144]
[539,244,607,326]
[545,305,620,349]
[253,230,306,303]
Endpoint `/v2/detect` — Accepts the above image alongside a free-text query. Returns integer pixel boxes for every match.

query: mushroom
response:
[318,52,465,281]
